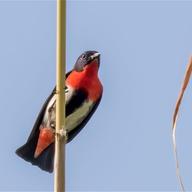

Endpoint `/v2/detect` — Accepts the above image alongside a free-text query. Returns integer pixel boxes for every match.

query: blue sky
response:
[1,0,192,191]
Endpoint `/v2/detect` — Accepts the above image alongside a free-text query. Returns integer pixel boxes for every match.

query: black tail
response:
[16,139,54,173]
[16,87,57,173]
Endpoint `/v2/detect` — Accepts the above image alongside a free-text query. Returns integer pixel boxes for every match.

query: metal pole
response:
[54,0,66,191]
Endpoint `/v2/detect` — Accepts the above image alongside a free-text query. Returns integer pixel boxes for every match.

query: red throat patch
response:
[34,127,55,158]
[66,62,103,101]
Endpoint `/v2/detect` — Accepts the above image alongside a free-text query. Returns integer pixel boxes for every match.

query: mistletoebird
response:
[16,51,103,172]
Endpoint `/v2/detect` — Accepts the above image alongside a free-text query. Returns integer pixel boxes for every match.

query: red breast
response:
[66,62,103,101]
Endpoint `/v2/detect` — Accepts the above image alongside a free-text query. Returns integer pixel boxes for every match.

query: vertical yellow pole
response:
[54,0,66,192]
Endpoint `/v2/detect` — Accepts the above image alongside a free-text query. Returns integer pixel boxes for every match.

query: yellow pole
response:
[54,0,66,192]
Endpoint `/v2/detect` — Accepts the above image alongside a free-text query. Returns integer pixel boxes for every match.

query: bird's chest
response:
[66,72,102,101]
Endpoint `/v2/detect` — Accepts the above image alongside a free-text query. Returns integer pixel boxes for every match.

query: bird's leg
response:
[55,126,68,142]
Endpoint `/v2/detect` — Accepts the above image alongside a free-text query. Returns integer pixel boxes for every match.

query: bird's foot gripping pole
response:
[55,127,68,142]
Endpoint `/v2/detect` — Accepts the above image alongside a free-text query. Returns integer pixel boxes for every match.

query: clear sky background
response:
[1,0,192,191]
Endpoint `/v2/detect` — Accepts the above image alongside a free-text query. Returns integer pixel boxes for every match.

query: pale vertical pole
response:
[54,0,66,192]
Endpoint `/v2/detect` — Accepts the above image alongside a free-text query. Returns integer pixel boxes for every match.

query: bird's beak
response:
[90,52,100,60]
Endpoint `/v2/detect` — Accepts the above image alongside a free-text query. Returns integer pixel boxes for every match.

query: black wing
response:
[67,94,102,143]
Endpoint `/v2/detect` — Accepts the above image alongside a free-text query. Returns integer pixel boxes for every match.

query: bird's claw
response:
[55,128,68,142]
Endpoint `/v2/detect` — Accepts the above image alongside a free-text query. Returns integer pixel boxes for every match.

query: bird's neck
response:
[84,62,99,77]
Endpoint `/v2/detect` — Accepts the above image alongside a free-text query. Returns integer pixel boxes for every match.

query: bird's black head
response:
[74,51,100,72]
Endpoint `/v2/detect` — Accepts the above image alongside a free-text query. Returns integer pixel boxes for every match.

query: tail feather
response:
[16,87,56,173]
[16,139,54,173]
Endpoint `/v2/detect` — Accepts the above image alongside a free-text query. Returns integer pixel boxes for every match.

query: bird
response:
[16,50,103,173]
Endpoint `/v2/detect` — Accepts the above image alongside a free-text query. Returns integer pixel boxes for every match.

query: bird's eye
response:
[81,54,86,59]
